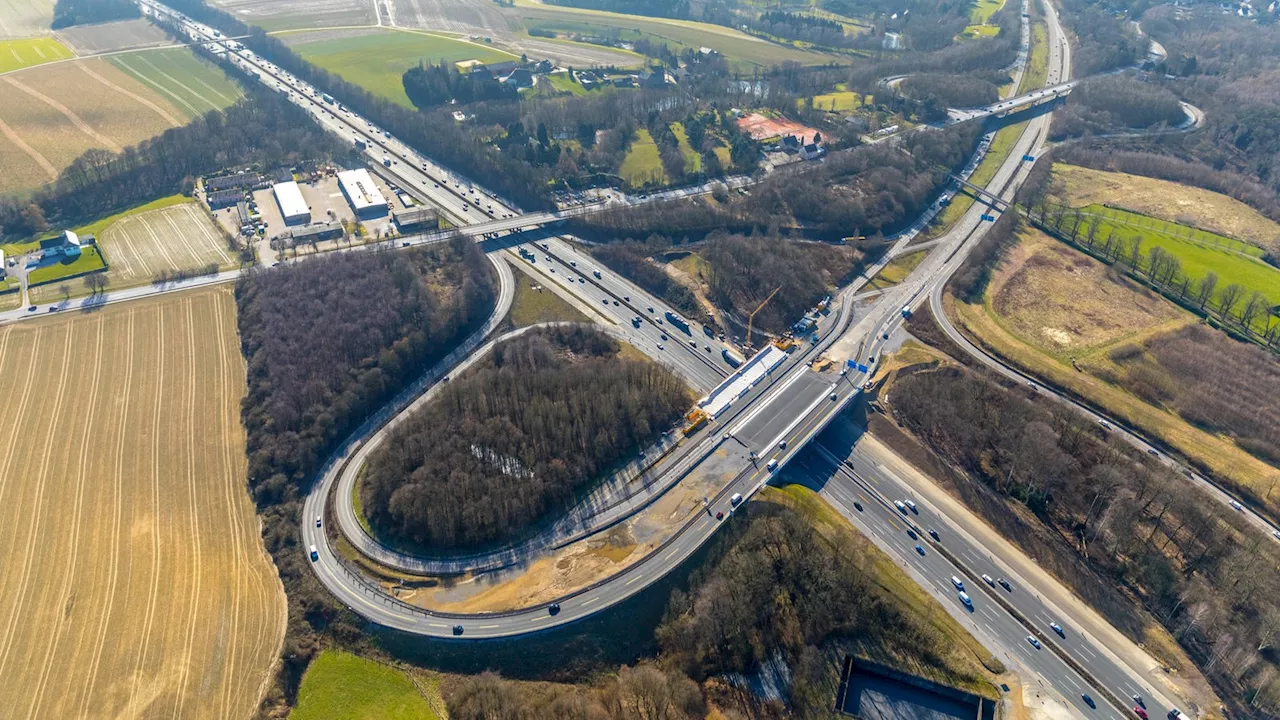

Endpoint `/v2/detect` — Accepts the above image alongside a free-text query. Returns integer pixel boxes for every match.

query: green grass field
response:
[671,122,701,172]
[1076,204,1264,258]
[293,651,440,720]
[26,245,107,287]
[107,47,242,119]
[289,29,515,108]
[808,88,865,112]
[516,1,838,71]
[1070,209,1280,313]
[0,36,74,74]
[621,128,664,187]
[545,70,587,96]
[71,194,192,239]
[867,249,928,290]
[969,0,1007,25]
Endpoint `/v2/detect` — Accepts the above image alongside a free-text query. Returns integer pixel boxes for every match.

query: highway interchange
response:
[9,2,1263,717]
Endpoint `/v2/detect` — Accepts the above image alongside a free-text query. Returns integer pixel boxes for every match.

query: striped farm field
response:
[0,285,285,720]
[97,198,236,288]
[0,49,238,196]
[0,0,54,40]
[0,35,73,73]
[107,46,243,119]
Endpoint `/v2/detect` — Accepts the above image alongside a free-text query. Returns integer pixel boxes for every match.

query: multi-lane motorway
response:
[28,2,1232,717]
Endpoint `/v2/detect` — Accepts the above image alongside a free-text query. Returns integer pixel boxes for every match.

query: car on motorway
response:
[1229,500,1244,512]
[1099,419,1111,431]
[1273,530,1280,541]
[1134,707,1148,719]
[660,333,668,341]
[778,440,787,450]
[648,306,655,313]
[928,528,940,541]
[853,501,863,511]
[916,545,925,556]
[1147,448,1159,457]
[958,592,972,608]
[1026,635,1041,649]
[894,501,907,514]
[548,603,560,616]
[950,576,965,591]
[315,516,322,528]
[656,343,664,350]
[905,500,918,513]
[716,510,724,520]
[730,492,743,506]
[767,458,779,472]
[1050,622,1064,637]
[907,528,917,540]
[981,574,995,587]
[998,578,1012,592]
[829,392,838,401]
[453,624,464,635]
[1132,695,1145,709]
[309,545,319,561]
[27,306,35,312]
[1081,694,1095,709]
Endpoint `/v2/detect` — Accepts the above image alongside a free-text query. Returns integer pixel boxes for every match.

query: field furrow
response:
[0,287,285,719]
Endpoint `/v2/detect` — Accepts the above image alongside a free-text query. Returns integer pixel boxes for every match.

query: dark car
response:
[907,528,917,540]
[853,501,863,512]
[997,578,1012,592]
[915,545,926,556]
[548,603,561,616]
[928,528,940,541]
[1081,694,1096,709]
[716,510,724,520]
[452,625,464,636]
[27,306,36,312]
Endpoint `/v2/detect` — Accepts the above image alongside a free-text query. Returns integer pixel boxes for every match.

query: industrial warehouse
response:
[338,169,389,216]
[273,180,311,224]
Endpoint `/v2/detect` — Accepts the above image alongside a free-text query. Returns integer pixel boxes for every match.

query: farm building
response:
[455,59,484,73]
[205,171,264,192]
[286,221,343,244]
[207,188,244,209]
[392,206,439,232]
[273,181,311,225]
[40,230,91,262]
[337,169,389,216]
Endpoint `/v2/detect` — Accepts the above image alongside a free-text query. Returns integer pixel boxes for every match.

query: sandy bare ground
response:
[0,286,286,720]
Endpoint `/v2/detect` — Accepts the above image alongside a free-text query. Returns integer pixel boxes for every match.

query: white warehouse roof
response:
[272,180,310,223]
[337,169,388,214]
[698,344,788,418]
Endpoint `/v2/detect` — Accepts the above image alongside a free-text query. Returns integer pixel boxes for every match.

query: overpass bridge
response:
[951,174,1012,211]
[946,81,1075,125]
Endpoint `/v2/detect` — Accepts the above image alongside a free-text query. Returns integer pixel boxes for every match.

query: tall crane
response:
[745,285,782,353]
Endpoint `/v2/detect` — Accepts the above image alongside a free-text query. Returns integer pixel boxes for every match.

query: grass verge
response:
[292,651,441,720]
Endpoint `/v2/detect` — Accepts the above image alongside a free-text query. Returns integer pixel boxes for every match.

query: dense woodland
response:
[1052,75,1186,137]
[402,61,518,110]
[51,0,137,28]
[702,233,862,335]
[235,242,495,704]
[0,89,348,240]
[899,73,1001,112]
[445,496,992,719]
[1057,0,1145,76]
[890,362,1280,715]
[361,326,690,550]
[1108,325,1280,466]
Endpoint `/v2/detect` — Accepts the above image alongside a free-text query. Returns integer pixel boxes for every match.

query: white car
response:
[958,592,972,607]
[730,492,743,506]
[1230,500,1244,512]
[894,501,907,513]
[950,576,965,591]
[315,516,322,528]
[905,500,918,513]
[1026,635,1041,649]
[981,574,995,587]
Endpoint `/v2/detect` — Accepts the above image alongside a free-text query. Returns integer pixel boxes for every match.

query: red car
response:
[1134,707,1149,719]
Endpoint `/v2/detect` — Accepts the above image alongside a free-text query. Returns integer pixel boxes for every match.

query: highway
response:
[47,3,1220,717]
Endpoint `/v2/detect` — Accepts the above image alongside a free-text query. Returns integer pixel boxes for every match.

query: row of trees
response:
[0,89,348,240]
[234,241,496,705]
[1030,203,1280,348]
[591,242,702,318]
[361,326,690,550]
[890,362,1280,715]
[1052,75,1186,137]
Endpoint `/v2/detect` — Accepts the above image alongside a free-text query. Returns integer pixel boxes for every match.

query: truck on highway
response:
[901,305,912,318]
[354,137,367,150]
[665,311,690,334]
[722,348,744,368]
[321,93,334,103]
